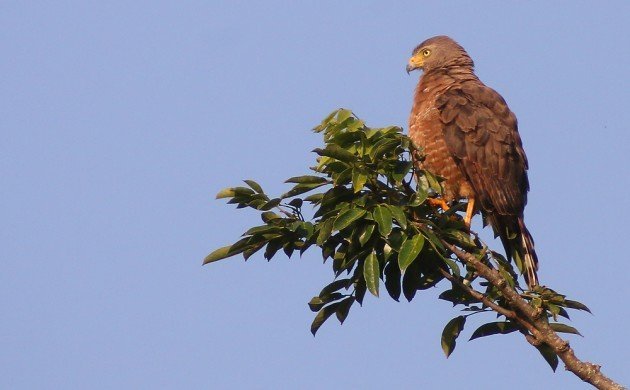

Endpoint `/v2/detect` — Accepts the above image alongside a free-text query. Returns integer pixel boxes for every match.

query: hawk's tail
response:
[489,214,539,289]
[517,218,539,289]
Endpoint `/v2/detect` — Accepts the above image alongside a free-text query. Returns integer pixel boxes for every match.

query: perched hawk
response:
[406,36,538,288]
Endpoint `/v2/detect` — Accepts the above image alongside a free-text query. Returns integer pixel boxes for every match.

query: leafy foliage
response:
[207,109,590,368]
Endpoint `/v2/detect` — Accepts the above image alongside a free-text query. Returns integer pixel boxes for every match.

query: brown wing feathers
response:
[437,82,538,287]
[437,84,527,215]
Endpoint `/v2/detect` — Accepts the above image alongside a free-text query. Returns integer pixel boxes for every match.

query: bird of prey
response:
[406,35,538,288]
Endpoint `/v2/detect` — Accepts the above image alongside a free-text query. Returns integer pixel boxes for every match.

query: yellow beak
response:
[406,55,424,74]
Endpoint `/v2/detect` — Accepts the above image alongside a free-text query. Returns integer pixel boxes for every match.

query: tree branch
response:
[442,241,625,390]
[437,268,541,338]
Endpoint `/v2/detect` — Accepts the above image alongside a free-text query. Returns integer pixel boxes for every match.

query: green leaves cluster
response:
[207,109,590,369]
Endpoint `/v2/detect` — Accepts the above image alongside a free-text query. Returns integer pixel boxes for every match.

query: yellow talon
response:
[426,198,450,211]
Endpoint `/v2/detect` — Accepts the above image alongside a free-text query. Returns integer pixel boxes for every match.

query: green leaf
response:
[322,240,335,261]
[304,193,324,203]
[308,292,344,312]
[387,230,406,251]
[333,242,349,263]
[281,182,327,199]
[385,205,407,230]
[299,240,312,256]
[319,278,352,297]
[335,297,355,324]
[294,221,314,239]
[259,198,281,211]
[242,241,266,261]
[313,109,339,132]
[288,198,303,208]
[461,305,483,312]
[446,229,476,249]
[441,316,466,358]
[469,322,518,340]
[384,261,401,301]
[443,257,461,278]
[282,241,295,258]
[285,175,328,184]
[246,198,265,209]
[530,297,543,309]
[549,323,582,336]
[336,108,352,123]
[557,307,571,320]
[347,118,364,132]
[363,128,380,139]
[414,173,430,196]
[423,171,443,194]
[370,139,399,159]
[373,205,393,237]
[243,179,263,194]
[438,287,478,306]
[317,161,349,177]
[382,242,394,262]
[264,238,284,260]
[203,245,234,264]
[230,186,256,196]
[261,211,282,223]
[352,168,368,193]
[398,234,425,272]
[381,125,402,135]
[419,226,445,252]
[316,218,335,246]
[402,261,420,302]
[416,270,444,290]
[564,299,592,314]
[363,252,380,297]
[358,224,375,246]
[313,145,356,163]
[333,208,367,231]
[331,129,361,146]
[319,186,353,209]
[308,296,325,312]
[412,190,429,208]
[311,302,342,336]
[498,266,516,288]
[392,161,413,184]
[354,271,367,305]
[547,303,561,321]
[243,225,280,236]
[215,187,236,199]
[332,167,352,186]
[535,343,559,372]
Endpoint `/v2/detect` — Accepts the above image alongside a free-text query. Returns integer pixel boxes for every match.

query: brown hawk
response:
[406,36,538,288]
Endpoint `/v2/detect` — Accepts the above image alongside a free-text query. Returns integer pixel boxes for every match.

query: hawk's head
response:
[406,35,474,74]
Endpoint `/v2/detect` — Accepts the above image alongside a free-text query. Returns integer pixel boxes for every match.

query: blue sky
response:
[2,1,629,389]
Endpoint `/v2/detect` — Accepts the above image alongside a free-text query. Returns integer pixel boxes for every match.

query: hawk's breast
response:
[409,87,474,201]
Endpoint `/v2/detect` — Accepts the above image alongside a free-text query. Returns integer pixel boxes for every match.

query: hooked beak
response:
[406,55,424,74]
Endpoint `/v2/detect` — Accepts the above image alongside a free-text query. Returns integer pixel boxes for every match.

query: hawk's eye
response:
[422,49,431,57]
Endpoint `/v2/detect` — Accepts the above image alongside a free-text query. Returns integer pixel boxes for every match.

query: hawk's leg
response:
[464,198,475,228]
[426,198,450,211]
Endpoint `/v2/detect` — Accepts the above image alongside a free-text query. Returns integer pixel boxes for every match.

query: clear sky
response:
[2,1,629,389]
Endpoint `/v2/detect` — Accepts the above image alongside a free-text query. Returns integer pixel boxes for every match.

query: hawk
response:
[406,36,538,288]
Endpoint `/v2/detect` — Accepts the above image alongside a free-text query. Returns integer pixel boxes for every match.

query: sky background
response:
[2,1,629,389]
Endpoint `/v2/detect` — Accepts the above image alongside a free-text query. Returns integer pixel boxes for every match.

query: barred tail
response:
[518,218,538,289]
[488,214,539,289]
